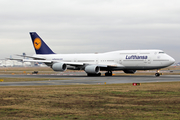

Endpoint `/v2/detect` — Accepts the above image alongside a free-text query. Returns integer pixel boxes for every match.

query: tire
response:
[155,73,160,77]
[105,71,112,76]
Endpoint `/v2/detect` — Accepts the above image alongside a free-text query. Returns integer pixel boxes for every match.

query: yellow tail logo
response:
[34,38,42,50]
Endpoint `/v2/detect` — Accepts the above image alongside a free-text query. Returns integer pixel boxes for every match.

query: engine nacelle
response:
[52,63,67,71]
[123,70,136,74]
[85,65,100,74]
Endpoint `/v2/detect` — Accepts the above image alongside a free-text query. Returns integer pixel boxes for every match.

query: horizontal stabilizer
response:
[16,54,46,60]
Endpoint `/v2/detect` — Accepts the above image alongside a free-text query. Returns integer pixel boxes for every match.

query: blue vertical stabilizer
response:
[30,32,55,54]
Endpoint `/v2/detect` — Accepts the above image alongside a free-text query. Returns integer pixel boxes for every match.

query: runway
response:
[0,74,180,86]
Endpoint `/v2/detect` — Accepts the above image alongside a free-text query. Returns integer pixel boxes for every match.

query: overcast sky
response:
[0,0,180,61]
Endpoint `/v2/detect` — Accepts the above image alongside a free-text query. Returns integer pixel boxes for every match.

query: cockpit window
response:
[159,52,165,54]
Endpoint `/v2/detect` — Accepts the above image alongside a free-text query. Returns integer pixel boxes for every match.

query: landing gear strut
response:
[105,71,112,76]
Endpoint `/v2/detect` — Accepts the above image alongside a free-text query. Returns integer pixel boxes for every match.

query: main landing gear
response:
[155,69,162,77]
[105,71,112,76]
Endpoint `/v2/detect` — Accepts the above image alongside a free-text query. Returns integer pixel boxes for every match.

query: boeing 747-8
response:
[11,32,175,77]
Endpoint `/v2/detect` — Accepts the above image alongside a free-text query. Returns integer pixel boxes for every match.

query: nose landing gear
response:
[155,73,160,77]
[155,70,162,77]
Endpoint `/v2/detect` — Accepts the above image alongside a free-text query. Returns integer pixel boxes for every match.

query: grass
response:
[0,66,180,119]
[0,78,69,82]
[0,67,55,75]
[0,82,180,119]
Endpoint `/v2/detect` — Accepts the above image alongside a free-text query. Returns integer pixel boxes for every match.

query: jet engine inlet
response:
[85,65,100,74]
[52,63,67,71]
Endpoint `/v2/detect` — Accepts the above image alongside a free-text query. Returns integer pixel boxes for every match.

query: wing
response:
[10,55,124,70]
[22,59,84,66]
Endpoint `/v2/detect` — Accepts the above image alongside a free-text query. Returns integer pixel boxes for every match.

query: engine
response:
[52,63,67,71]
[123,70,136,74]
[85,65,100,74]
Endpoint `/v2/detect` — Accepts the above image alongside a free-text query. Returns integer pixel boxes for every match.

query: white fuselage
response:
[33,49,175,71]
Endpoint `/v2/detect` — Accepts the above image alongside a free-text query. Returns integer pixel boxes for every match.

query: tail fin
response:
[30,32,55,54]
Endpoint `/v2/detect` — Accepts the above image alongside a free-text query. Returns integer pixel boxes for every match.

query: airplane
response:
[11,32,175,77]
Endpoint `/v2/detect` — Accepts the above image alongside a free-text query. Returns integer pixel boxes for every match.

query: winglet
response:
[30,32,55,54]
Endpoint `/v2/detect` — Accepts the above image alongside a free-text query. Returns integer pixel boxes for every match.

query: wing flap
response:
[63,62,84,66]
[97,62,124,68]
[23,59,52,63]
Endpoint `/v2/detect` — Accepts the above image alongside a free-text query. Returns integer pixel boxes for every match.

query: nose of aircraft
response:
[169,56,175,65]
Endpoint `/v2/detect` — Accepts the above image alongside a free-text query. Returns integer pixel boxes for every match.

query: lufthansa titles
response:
[126,55,148,59]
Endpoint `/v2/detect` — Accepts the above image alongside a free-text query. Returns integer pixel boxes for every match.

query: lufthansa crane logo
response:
[34,38,42,50]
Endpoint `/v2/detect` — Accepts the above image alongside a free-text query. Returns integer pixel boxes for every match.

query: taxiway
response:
[0,74,180,86]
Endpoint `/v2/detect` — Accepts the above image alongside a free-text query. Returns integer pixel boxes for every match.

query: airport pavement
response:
[0,74,180,86]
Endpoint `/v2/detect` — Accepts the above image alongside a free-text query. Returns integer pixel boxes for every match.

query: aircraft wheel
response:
[155,73,160,77]
[105,71,112,76]
[97,73,101,76]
